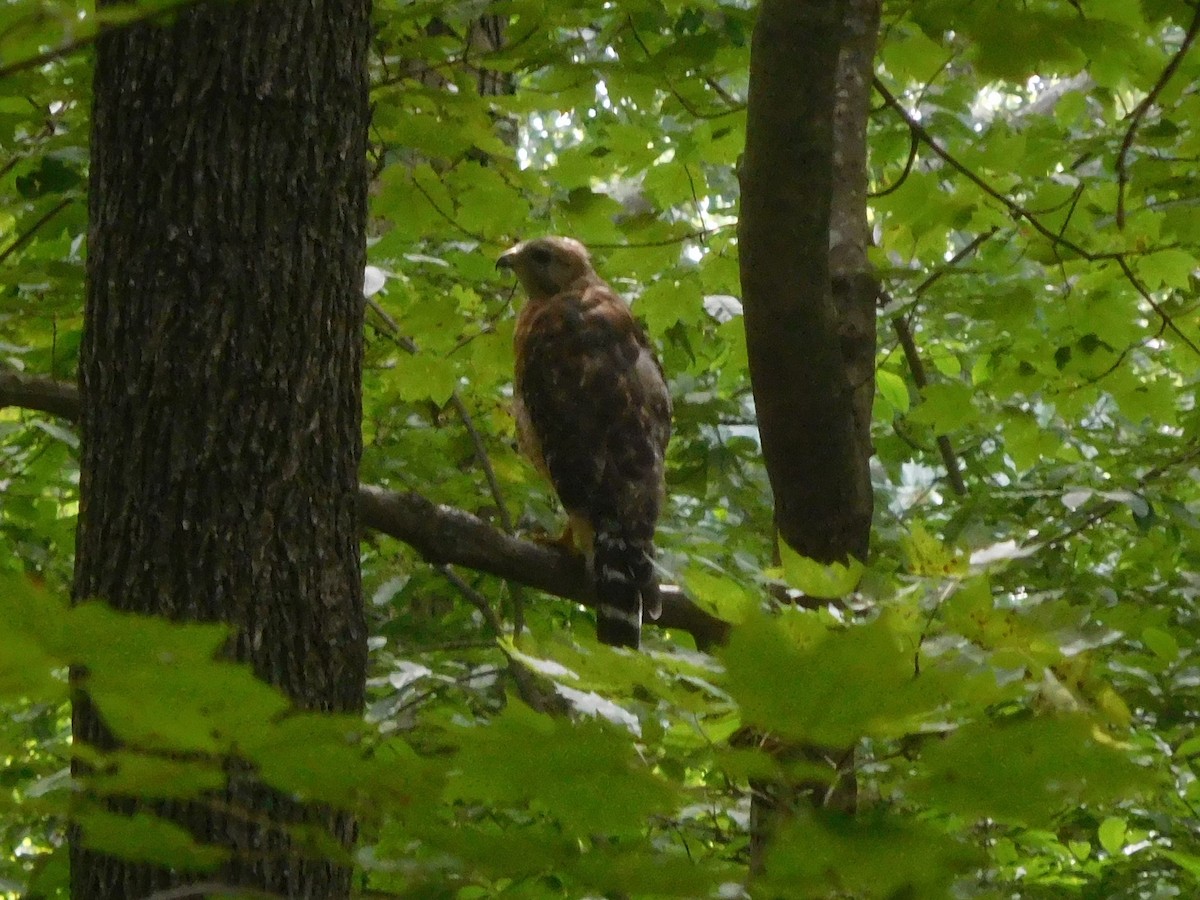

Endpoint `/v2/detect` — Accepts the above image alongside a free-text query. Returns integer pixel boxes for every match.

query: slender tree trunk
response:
[831,0,883,463]
[738,0,871,565]
[738,0,880,875]
[72,2,371,896]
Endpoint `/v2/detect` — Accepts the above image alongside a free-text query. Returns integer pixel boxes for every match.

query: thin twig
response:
[1115,255,1200,358]
[366,295,515,533]
[882,229,1000,496]
[0,0,203,80]
[0,198,73,267]
[1037,442,1200,550]
[878,77,1200,362]
[438,564,504,637]
[448,393,514,532]
[1116,5,1200,228]
[874,78,1101,262]
[869,131,919,198]
[626,16,746,120]
[587,224,732,250]
[410,176,486,242]
[891,317,967,496]
[368,294,525,633]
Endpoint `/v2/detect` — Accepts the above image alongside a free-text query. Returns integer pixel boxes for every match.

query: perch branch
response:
[0,372,731,649]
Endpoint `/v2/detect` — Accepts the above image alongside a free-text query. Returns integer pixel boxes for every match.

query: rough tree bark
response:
[737,0,880,875]
[72,2,370,897]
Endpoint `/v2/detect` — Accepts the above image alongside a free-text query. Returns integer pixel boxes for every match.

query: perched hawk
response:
[497,237,671,648]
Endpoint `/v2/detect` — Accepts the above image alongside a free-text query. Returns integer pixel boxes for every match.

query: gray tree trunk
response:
[738,0,881,875]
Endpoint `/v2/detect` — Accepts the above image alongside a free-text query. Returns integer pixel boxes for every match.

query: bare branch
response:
[1115,255,1200,358]
[0,370,82,420]
[868,131,918,198]
[359,486,729,647]
[890,317,966,496]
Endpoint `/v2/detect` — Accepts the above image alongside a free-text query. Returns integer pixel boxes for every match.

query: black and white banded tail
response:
[593,526,656,649]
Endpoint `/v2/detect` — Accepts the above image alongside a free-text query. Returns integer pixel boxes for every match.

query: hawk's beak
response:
[496,249,518,271]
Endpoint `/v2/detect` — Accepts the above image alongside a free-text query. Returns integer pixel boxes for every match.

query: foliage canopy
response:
[3,0,1200,896]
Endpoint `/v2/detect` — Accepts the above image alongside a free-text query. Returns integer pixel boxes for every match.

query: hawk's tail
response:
[593,526,655,649]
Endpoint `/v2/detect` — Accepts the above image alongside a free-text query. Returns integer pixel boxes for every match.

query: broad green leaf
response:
[901,521,966,576]
[1098,816,1126,855]
[1138,249,1195,290]
[682,566,755,623]
[1141,626,1179,661]
[75,809,227,871]
[724,612,977,745]
[763,811,981,897]
[88,752,226,801]
[777,540,864,599]
[390,354,459,407]
[877,368,910,414]
[446,702,678,835]
[909,382,976,433]
[912,717,1148,826]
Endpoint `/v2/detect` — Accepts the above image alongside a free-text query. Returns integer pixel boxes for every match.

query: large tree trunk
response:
[72,2,371,896]
[738,0,880,875]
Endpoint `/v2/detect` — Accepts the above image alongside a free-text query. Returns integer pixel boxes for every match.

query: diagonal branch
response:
[0,198,74,268]
[0,371,731,649]
[0,0,205,81]
[873,77,1099,262]
[1116,5,1200,229]
[876,78,1200,362]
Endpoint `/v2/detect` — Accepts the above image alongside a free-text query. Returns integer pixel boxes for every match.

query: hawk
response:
[497,237,671,649]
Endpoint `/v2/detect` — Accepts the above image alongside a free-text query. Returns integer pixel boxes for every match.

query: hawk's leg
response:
[529,513,595,561]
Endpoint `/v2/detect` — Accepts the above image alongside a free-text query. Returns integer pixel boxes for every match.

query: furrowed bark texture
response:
[73,2,370,897]
[738,0,871,564]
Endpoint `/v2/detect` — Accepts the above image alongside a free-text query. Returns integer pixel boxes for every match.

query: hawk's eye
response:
[529,246,553,266]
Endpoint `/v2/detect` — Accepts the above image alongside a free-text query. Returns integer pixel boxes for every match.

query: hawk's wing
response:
[514,279,670,647]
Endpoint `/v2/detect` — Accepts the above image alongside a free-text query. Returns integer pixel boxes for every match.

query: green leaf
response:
[909,381,976,433]
[391,354,458,406]
[877,369,910,414]
[912,717,1149,826]
[75,809,227,871]
[445,702,678,836]
[1161,849,1200,881]
[724,612,975,745]
[1098,816,1127,855]
[777,540,864,599]
[763,810,981,897]
[88,752,226,801]
[901,521,966,576]
[1138,249,1195,290]
[1141,626,1179,661]
[682,566,755,623]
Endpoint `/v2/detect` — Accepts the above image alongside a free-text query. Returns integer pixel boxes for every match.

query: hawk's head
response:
[496,236,595,301]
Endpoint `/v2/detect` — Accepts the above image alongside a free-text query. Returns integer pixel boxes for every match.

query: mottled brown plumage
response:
[497,237,671,648]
